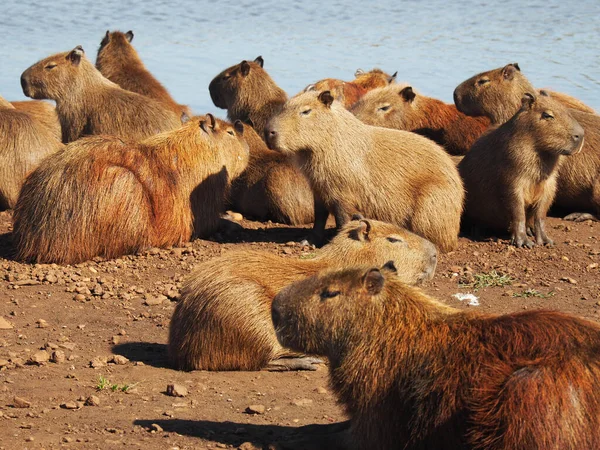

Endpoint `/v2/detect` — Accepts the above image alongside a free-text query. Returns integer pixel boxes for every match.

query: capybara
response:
[459,93,584,247]
[304,79,367,109]
[351,85,490,155]
[96,30,191,118]
[169,217,438,371]
[10,100,62,142]
[352,68,397,90]
[20,45,182,143]
[0,94,63,209]
[228,123,314,224]
[265,90,464,252]
[272,264,600,450]
[209,56,287,138]
[454,63,600,220]
[13,115,249,264]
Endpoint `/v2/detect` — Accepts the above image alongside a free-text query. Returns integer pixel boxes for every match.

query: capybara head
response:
[303,79,367,109]
[352,68,397,90]
[209,56,266,109]
[351,84,420,128]
[97,30,134,59]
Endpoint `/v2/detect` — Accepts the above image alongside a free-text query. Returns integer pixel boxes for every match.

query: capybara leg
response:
[310,194,329,246]
[509,195,534,248]
[563,212,597,222]
[332,201,351,230]
[264,356,324,371]
[533,217,553,246]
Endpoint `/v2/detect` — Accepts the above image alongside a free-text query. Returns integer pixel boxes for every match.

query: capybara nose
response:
[265,128,277,150]
[572,124,585,143]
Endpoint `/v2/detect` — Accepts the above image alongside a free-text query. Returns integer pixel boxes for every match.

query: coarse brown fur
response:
[272,265,600,450]
[10,100,62,142]
[352,85,490,155]
[96,30,191,118]
[304,78,368,109]
[265,90,464,252]
[21,46,182,143]
[459,94,584,247]
[208,56,287,138]
[352,68,397,90]
[13,115,249,264]
[169,218,438,371]
[454,63,600,215]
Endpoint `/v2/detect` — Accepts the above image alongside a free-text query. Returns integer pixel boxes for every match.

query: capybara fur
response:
[96,30,191,118]
[459,93,584,247]
[352,85,490,155]
[229,123,314,224]
[352,68,397,90]
[272,264,600,450]
[13,115,249,264]
[0,94,63,209]
[454,63,600,216]
[10,100,62,142]
[265,90,464,252]
[169,218,438,371]
[20,45,182,143]
[304,78,367,109]
[209,56,287,138]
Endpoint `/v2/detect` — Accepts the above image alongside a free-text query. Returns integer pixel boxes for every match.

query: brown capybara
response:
[303,79,367,109]
[265,90,464,252]
[459,93,584,247]
[13,115,249,264]
[352,68,397,90]
[208,56,287,138]
[169,218,438,371]
[351,85,490,155]
[96,30,191,118]
[454,63,600,220]
[10,100,62,142]
[20,45,182,143]
[272,264,600,450]
[0,94,63,209]
[228,123,314,224]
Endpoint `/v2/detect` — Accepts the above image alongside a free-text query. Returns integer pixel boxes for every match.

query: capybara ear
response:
[66,46,85,66]
[240,60,251,76]
[399,86,416,103]
[521,92,536,110]
[362,268,385,295]
[181,111,190,124]
[502,63,519,80]
[388,71,398,84]
[234,120,244,135]
[318,91,334,108]
[245,118,255,128]
[355,68,365,77]
[125,30,134,42]
[357,219,372,241]
[254,56,264,68]
[104,30,110,40]
[539,89,551,97]
[381,261,398,274]
[199,120,210,134]
[206,113,216,129]
[351,213,365,220]
[304,84,317,92]
[513,62,521,71]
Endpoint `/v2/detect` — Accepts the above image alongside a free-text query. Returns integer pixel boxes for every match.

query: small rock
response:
[239,442,262,450]
[282,247,294,255]
[291,398,313,407]
[166,383,188,397]
[245,404,265,415]
[560,277,578,285]
[111,336,120,345]
[90,356,107,368]
[85,395,100,406]
[449,265,462,273]
[29,350,50,365]
[148,247,161,255]
[13,396,31,408]
[110,355,129,365]
[225,211,244,222]
[0,317,13,330]
[36,319,49,328]
[44,274,58,284]
[0,359,9,367]
[60,401,83,410]
[14,279,39,286]
[74,294,86,302]
[150,423,163,433]
[144,294,167,306]
[315,387,328,394]
[62,437,73,443]
[51,350,66,364]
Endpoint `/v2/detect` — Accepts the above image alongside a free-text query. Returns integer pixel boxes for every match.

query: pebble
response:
[110,355,129,365]
[51,350,66,364]
[36,319,49,328]
[90,356,107,368]
[60,401,84,410]
[0,359,9,367]
[291,398,313,407]
[29,350,50,365]
[85,395,100,406]
[0,317,13,329]
[74,294,86,302]
[150,423,163,433]
[560,277,578,285]
[245,404,266,415]
[144,294,168,306]
[315,387,328,394]
[13,396,31,408]
[166,383,188,397]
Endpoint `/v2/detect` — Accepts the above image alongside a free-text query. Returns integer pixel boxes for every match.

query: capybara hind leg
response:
[265,356,324,371]
[563,212,597,222]
[564,178,600,221]
[310,194,329,246]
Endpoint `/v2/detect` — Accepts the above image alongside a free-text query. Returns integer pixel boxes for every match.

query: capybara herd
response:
[3,28,600,449]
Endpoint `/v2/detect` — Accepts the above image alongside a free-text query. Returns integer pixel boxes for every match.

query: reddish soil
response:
[0,210,598,449]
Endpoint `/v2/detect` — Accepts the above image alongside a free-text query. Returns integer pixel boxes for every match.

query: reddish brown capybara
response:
[10,100,62,142]
[96,30,191,118]
[265,90,464,252]
[20,45,182,143]
[303,78,367,109]
[272,264,600,450]
[454,63,600,221]
[351,84,490,155]
[13,115,249,264]
[208,56,287,138]
[169,218,437,371]
[352,68,397,90]
[459,93,584,247]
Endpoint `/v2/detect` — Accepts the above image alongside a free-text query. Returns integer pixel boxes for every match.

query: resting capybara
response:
[303,79,367,109]
[265,90,464,252]
[454,63,600,220]
[228,123,314,224]
[351,85,490,155]
[96,30,191,118]
[20,45,182,143]
[169,218,438,371]
[352,68,397,90]
[0,94,63,209]
[10,100,62,142]
[209,56,287,138]
[459,93,584,247]
[13,115,249,264]
[272,264,600,450]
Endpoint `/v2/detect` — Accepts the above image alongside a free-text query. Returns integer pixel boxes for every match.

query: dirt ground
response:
[0,209,598,450]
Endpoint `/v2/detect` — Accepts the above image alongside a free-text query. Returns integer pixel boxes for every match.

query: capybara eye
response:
[222,74,231,81]
[542,111,555,120]
[477,78,490,86]
[387,237,404,244]
[320,289,341,300]
[378,105,391,112]
[227,130,235,136]
[44,63,57,70]
[301,109,312,116]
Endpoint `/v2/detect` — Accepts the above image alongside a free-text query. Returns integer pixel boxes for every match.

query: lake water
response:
[2,0,598,115]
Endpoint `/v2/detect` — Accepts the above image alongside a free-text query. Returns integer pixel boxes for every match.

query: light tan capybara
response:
[0,94,63,209]
[303,78,367,109]
[96,30,191,118]
[10,100,62,142]
[351,85,490,155]
[20,45,182,143]
[208,56,287,138]
[228,123,314,224]
[459,93,584,247]
[13,115,249,264]
[454,63,600,221]
[352,68,397,90]
[265,90,464,252]
[169,217,437,372]
[272,264,600,450]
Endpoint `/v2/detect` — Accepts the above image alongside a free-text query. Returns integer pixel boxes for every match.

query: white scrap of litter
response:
[453,293,480,306]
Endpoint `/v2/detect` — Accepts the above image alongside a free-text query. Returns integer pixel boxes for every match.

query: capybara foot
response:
[511,233,535,248]
[563,212,598,222]
[536,234,554,247]
[265,356,324,372]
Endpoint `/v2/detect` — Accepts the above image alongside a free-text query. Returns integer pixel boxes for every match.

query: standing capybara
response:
[0,94,63,209]
[351,85,490,155]
[209,56,287,138]
[303,79,367,109]
[272,264,600,450]
[454,63,600,220]
[10,100,62,142]
[96,30,191,118]
[352,68,397,90]
[228,123,314,224]
[13,115,249,264]
[459,93,584,247]
[265,90,464,252]
[20,46,182,143]
[169,217,437,371]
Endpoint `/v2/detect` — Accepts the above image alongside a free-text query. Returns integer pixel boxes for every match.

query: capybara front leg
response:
[533,217,554,246]
[510,195,534,248]
[310,193,329,246]
[265,356,324,371]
